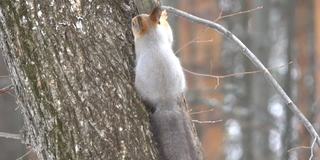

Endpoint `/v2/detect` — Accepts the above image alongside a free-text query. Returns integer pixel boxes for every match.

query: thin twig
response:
[184,62,292,89]
[175,39,213,54]
[287,138,317,160]
[190,108,215,115]
[287,146,311,152]
[0,131,21,140]
[184,67,260,79]
[309,138,317,160]
[0,84,13,94]
[192,119,223,124]
[215,6,263,22]
[162,5,320,146]
[175,6,263,55]
[16,149,33,160]
[184,62,291,79]
[0,75,9,78]
[214,10,223,22]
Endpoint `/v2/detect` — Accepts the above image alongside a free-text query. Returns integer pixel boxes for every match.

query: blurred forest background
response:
[1,0,320,160]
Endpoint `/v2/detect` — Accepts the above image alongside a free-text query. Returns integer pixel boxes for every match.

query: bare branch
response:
[0,131,21,140]
[162,5,320,146]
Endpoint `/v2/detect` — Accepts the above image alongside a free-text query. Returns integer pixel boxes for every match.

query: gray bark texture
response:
[0,0,161,159]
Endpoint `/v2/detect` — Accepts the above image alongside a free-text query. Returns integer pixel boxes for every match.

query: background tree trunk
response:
[0,1,160,159]
[250,1,273,159]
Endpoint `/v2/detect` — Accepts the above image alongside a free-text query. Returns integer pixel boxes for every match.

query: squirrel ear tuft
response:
[150,6,162,24]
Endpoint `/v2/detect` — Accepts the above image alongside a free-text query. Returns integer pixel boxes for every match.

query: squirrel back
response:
[132,7,185,106]
[132,7,202,160]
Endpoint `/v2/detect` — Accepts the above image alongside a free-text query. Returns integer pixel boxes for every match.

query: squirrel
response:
[132,6,202,160]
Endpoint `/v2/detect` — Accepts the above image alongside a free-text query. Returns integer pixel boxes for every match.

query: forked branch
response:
[161,6,320,146]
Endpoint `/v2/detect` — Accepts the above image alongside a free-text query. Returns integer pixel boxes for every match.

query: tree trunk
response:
[0,1,160,159]
[282,0,295,159]
[250,0,273,159]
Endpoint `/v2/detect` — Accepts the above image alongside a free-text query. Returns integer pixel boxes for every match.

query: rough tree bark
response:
[0,1,161,159]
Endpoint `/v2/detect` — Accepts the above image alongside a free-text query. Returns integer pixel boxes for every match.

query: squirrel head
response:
[131,7,172,41]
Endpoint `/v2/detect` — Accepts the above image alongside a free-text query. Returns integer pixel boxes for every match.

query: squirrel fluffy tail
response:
[150,103,202,160]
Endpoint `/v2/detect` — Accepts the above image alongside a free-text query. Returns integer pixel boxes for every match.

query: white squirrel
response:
[132,7,202,160]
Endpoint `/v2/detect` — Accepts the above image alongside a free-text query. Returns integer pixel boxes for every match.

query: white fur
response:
[134,25,185,106]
